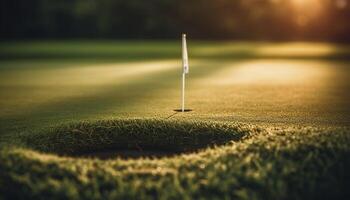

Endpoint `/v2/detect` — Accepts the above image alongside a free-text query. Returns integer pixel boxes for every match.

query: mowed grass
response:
[0,41,350,199]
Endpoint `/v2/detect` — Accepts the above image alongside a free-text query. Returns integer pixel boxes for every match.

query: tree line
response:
[1,0,349,42]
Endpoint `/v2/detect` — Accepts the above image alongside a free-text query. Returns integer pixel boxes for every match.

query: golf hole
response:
[25,119,251,160]
[173,109,193,112]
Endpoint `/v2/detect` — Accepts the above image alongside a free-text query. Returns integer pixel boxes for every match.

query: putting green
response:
[0,41,349,199]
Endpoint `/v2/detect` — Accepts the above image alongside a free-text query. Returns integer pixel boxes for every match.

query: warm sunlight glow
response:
[291,0,321,8]
[256,43,337,57]
[290,0,324,26]
[207,60,329,86]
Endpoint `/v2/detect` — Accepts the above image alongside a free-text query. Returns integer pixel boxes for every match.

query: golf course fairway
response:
[0,41,349,199]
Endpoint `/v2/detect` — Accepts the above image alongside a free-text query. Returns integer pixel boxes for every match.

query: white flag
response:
[182,34,189,74]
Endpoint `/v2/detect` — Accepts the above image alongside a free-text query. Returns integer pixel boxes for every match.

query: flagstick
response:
[181,33,188,113]
[182,72,185,112]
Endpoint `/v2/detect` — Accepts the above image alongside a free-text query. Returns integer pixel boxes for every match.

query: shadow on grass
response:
[0,60,234,134]
[173,109,193,112]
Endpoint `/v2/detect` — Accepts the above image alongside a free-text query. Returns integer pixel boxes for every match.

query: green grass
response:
[1,122,349,199]
[0,41,350,199]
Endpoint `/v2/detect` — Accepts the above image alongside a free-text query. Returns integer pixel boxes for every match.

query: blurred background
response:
[1,0,350,41]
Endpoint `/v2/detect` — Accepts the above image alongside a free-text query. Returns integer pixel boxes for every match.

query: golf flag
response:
[181,34,189,112]
[182,34,189,74]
